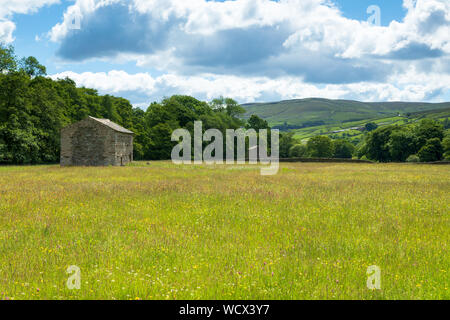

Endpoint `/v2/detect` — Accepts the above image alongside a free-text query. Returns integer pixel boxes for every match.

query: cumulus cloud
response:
[50,67,450,106]
[47,0,450,103]
[0,0,60,43]
[0,20,15,43]
[50,0,450,58]
[49,70,343,104]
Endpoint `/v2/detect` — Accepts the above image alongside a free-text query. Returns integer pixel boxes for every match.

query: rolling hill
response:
[242,98,450,127]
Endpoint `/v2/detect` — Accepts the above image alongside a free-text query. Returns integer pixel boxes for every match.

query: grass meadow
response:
[0,162,448,300]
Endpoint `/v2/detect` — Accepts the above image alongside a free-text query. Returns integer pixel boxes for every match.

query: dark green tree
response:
[364,126,396,162]
[365,122,378,132]
[414,119,444,150]
[443,118,450,130]
[102,95,121,123]
[20,56,47,77]
[0,44,17,73]
[442,136,450,160]
[146,123,175,160]
[307,136,333,158]
[388,128,416,162]
[279,132,297,158]
[289,144,307,158]
[332,139,355,159]
[246,115,269,131]
[417,138,443,162]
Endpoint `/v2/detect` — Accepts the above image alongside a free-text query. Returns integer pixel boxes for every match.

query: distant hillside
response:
[406,107,450,119]
[242,98,450,127]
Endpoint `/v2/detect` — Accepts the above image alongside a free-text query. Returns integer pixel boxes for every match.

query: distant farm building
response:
[60,116,134,166]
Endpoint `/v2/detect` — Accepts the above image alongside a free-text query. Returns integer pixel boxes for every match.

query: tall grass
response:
[0,162,448,300]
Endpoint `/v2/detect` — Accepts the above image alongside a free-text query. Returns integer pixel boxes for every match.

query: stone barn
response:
[60,116,134,166]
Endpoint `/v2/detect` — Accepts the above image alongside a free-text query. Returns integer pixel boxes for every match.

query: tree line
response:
[279,119,450,162]
[1,44,449,164]
[358,119,449,162]
[0,45,268,164]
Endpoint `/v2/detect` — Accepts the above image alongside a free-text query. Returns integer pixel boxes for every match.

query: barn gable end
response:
[61,117,134,167]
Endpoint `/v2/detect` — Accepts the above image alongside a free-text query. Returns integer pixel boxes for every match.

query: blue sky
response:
[1,0,449,107]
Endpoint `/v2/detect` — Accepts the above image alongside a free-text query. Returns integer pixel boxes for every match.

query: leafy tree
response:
[355,139,368,159]
[364,126,396,162]
[0,44,17,73]
[0,114,39,164]
[443,118,450,130]
[146,123,175,160]
[246,115,269,131]
[28,76,65,162]
[289,144,307,158]
[307,136,333,158]
[279,132,297,158]
[365,122,378,132]
[102,95,121,123]
[360,120,446,162]
[414,119,444,150]
[210,97,245,122]
[20,56,46,77]
[417,138,443,162]
[140,95,245,161]
[388,128,416,162]
[332,139,355,159]
[130,108,148,160]
[225,98,246,122]
[210,97,226,112]
[441,136,450,160]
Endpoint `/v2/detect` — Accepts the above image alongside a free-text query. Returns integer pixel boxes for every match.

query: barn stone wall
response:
[61,118,133,166]
[113,132,134,166]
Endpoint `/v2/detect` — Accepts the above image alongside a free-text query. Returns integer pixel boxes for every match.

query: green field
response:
[291,113,450,144]
[291,116,408,141]
[243,98,450,127]
[0,162,449,300]
[242,98,450,143]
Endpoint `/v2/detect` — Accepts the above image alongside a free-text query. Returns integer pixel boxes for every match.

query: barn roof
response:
[89,117,134,134]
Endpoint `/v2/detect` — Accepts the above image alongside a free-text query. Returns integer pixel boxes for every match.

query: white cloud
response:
[0,0,60,43]
[50,70,156,93]
[50,68,450,106]
[46,0,450,103]
[49,0,450,59]
[0,0,60,17]
[49,0,119,42]
[0,20,15,43]
[281,0,450,59]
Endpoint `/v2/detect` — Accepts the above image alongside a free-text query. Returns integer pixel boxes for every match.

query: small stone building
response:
[61,116,134,166]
